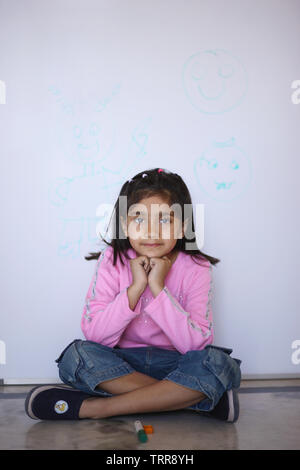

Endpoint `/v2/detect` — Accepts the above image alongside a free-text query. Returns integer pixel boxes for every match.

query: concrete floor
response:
[0,379,300,450]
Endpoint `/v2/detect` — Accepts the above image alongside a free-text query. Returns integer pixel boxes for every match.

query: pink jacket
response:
[81,245,214,354]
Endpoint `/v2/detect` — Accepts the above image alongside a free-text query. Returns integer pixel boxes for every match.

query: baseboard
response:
[2,373,300,385]
[241,373,300,380]
[3,378,63,385]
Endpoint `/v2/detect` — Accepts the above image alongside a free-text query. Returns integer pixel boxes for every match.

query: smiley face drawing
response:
[193,138,252,202]
[182,49,248,114]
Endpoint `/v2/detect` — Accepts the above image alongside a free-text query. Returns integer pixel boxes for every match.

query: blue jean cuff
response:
[74,364,136,397]
[163,370,220,412]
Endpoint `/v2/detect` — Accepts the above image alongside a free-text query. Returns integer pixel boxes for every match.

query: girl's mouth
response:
[142,244,162,247]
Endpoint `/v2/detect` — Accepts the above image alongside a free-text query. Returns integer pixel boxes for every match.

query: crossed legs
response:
[79,371,206,419]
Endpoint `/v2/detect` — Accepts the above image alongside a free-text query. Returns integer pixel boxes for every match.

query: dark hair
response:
[85,168,221,267]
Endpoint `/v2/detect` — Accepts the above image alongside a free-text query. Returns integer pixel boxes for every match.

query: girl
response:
[25,168,242,422]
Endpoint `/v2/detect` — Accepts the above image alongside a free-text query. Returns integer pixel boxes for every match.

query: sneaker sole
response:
[227,388,239,423]
[25,384,75,420]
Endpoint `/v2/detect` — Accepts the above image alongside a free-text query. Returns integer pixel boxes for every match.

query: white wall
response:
[0,0,300,382]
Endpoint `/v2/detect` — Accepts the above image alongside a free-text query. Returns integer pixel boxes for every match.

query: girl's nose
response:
[146,216,161,240]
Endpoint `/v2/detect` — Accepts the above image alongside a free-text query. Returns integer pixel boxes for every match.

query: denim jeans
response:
[55,339,242,412]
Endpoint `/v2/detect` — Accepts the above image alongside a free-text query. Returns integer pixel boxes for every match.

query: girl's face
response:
[121,195,185,258]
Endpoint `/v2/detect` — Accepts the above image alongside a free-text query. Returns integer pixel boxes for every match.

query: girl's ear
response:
[120,216,128,237]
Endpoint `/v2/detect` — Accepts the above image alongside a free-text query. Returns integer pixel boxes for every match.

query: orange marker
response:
[143,425,154,434]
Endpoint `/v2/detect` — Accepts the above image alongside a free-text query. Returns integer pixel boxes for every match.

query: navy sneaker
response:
[194,388,240,423]
[25,384,93,420]
[208,388,240,423]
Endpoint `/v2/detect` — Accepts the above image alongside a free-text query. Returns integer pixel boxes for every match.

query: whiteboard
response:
[1,0,300,382]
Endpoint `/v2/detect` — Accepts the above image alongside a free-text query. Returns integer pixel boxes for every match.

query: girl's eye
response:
[134,217,171,224]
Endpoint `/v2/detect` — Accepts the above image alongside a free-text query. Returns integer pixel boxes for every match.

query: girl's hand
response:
[129,255,151,291]
[147,256,172,291]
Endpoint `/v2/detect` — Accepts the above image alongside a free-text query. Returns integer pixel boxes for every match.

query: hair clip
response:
[128,170,171,184]
[127,173,148,183]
